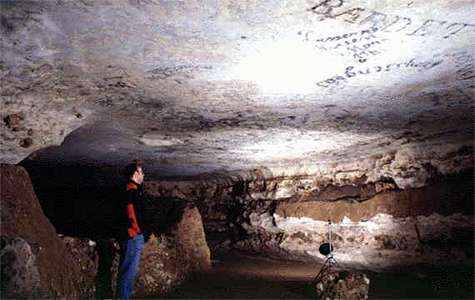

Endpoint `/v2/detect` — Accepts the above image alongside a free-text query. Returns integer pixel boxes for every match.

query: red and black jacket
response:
[117,181,145,240]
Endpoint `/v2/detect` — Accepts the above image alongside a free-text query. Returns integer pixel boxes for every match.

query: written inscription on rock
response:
[447,51,474,81]
[302,26,386,62]
[308,0,475,39]
[316,58,443,88]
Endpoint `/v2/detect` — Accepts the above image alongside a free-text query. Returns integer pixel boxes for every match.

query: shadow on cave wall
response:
[19,159,190,240]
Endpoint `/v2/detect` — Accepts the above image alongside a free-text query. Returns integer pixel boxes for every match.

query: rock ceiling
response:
[1,0,474,186]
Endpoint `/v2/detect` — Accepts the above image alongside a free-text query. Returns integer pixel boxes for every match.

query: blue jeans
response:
[116,234,144,299]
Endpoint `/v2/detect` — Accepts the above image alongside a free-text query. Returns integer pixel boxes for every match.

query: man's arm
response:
[126,189,142,237]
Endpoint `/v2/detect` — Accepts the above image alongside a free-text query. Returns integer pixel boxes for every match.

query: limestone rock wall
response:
[144,170,473,268]
[244,212,473,270]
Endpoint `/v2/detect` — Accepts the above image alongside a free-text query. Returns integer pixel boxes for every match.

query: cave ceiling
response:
[1,0,474,186]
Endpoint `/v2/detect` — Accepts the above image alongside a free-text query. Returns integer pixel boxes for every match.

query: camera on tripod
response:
[313,219,339,283]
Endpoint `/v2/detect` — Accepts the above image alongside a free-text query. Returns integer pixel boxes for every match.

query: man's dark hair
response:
[123,159,143,180]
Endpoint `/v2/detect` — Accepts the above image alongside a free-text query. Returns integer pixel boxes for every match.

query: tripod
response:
[313,220,340,283]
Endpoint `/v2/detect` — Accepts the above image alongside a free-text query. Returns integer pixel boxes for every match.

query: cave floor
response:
[149,252,474,299]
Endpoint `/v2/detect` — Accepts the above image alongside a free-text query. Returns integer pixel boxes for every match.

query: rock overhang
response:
[1,0,473,186]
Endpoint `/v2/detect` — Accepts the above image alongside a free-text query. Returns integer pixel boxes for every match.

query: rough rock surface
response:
[0,164,80,298]
[229,177,473,268]
[1,0,473,190]
[143,173,472,268]
[59,235,99,298]
[314,270,370,300]
[246,212,473,269]
[275,173,473,221]
[131,205,211,297]
[0,236,41,298]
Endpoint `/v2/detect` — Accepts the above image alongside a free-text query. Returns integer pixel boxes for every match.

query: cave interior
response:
[1,0,474,298]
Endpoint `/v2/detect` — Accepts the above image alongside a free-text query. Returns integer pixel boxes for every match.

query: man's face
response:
[133,166,144,184]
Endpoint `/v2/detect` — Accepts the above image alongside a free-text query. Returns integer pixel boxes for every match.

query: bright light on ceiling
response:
[233,38,343,95]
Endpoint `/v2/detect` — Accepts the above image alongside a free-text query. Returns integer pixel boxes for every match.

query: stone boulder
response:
[314,270,370,300]
[0,164,80,298]
[132,205,211,297]
[0,236,41,298]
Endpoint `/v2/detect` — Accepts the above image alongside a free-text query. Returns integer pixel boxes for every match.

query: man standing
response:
[116,160,145,299]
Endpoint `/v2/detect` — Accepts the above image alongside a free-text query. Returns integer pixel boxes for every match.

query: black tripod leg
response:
[313,259,331,283]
